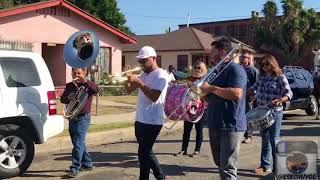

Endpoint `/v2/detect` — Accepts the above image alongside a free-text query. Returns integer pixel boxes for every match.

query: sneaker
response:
[254,167,272,174]
[242,137,252,144]
[189,151,200,157]
[174,151,187,156]
[80,166,94,172]
[68,170,78,178]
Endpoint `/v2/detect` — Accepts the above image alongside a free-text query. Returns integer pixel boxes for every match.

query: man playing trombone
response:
[200,38,247,180]
[124,46,168,180]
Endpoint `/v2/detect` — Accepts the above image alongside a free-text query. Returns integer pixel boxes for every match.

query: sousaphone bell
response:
[63,30,100,68]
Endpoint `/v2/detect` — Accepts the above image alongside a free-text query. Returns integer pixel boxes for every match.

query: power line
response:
[124,12,251,20]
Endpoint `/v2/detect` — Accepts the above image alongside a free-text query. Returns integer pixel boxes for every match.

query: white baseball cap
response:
[136,46,157,59]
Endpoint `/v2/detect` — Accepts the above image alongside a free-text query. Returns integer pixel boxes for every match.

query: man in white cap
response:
[124,46,168,180]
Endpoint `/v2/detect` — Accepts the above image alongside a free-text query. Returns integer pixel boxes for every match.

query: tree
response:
[252,0,320,66]
[67,0,134,36]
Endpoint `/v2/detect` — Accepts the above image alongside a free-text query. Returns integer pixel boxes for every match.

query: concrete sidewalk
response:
[38,99,182,154]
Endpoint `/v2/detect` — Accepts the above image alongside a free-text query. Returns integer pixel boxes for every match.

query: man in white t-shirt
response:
[124,46,168,180]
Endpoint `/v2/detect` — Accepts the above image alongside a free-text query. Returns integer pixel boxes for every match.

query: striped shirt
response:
[253,74,293,110]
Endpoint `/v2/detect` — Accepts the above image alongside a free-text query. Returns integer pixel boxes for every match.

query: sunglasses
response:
[262,62,270,67]
[138,58,148,64]
[241,56,250,59]
[194,66,201,70]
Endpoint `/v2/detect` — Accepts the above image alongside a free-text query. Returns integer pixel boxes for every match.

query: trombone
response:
[188,42,242,95]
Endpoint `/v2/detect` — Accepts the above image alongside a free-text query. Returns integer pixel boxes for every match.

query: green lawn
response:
[56,101,136,116]
[97,96,137,105]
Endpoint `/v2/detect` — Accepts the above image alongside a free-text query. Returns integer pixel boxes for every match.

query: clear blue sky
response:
[117,0,320,35]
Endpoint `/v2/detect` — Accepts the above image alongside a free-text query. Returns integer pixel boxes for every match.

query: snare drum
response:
[164,84,204,123]
[246,105,275,131]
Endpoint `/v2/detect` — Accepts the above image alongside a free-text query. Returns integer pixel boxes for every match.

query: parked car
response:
[282,66,318,116]
[0,50,64,178]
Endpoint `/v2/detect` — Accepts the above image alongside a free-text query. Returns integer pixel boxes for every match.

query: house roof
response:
[122,27,214,52]
[0,0,137,44]
[122,27,255,53]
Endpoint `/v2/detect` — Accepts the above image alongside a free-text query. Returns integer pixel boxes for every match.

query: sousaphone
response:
[63,30,100,120]
[63,30,100,68]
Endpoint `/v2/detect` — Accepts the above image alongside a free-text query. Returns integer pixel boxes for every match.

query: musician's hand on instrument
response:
[127,74,143,87]
[74,77,86,84]
[67,93,76,101]
[271,98,283,107]
[200,82,214,94]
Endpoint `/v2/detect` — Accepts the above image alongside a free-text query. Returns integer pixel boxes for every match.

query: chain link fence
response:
[55,85,137,98]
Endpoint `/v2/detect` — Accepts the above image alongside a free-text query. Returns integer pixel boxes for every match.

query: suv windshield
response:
[0,57,41,87]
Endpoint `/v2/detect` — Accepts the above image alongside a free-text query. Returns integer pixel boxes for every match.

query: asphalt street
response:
[11,110,320,180]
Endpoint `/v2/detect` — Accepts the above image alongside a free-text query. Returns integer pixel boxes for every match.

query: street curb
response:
[35,121,183,154]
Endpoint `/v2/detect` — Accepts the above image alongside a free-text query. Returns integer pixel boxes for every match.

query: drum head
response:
[246,106,271,122]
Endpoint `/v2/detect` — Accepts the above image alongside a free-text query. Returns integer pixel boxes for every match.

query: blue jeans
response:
[69,113,92,172]
[135,121,165,180]
[209,128,244,180]
[260,110,283,171]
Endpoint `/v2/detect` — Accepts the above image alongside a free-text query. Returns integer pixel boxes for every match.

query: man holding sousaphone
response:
[61,30,99,178]
[199,38,248,180]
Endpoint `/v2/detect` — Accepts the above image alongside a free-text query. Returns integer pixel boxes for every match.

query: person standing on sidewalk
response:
[200,38,247,180]
[240,52,259,144]
[250,54,292,174]
[124,46,168,180]
[174,61,207,157]
[60,68,98,178]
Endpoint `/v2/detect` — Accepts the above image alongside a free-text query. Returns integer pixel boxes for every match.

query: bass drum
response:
[164,84,204,123]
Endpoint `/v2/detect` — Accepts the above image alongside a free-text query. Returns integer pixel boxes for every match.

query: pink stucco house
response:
[0,0,136,87]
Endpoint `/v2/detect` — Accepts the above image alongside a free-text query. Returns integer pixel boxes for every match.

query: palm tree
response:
[252,0,320,66]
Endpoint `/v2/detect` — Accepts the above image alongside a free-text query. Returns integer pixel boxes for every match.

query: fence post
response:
[96,90,99,116]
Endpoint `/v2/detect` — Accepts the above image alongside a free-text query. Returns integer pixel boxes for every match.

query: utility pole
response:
[187,13,191,27]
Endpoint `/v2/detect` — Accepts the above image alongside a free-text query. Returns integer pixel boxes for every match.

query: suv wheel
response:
[0,125,34,178]
[305,95,318,116]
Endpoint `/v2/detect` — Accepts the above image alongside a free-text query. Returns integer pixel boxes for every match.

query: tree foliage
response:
[0,0,134,35]
[252,0,320,66]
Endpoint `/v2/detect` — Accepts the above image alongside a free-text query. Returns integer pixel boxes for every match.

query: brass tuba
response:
[63,30,100,120]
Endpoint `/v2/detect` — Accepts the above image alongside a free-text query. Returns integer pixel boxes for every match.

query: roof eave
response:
[0,0,60,18]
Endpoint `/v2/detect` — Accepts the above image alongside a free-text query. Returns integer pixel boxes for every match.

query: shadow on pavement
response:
[20,170,66,178]
[282,121,320,126]
[281,126,320,136]
[53,152,266,179]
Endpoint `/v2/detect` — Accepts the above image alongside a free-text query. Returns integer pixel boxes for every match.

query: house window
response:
[203,27,212,34]
[214,26,223,36]
[156,56,162,67]
[121,55,125,70]
[238,24,248,37]
[227,25,236,36]
[177,55,188,71]
[95,47,110,82]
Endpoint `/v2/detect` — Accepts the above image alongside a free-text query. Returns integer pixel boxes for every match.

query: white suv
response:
[0,50,64,178]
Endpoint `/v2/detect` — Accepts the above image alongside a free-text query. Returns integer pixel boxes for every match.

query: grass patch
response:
[58,122,134,137]
[56,101,136,116]
[97,96,137,105]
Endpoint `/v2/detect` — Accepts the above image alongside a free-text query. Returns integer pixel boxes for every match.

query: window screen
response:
[0,57,41,87]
